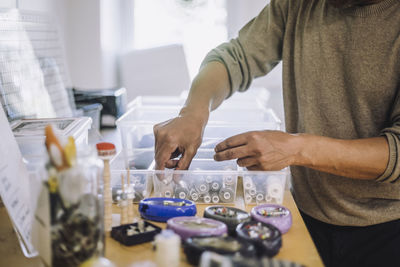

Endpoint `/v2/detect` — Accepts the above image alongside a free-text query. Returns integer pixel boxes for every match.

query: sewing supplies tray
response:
[111,221,162,246]
[236,221,282,257]
[251,204,292,234]
[167,216,228,240]
[183,236,257,266]
[203,206,251,235]
[139,197,197,222]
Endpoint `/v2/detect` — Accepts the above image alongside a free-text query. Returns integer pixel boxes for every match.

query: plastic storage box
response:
[110,169,153,203]
[11,117,92,158]
[151,159,239,204]
[242,171,288,205]
[117,118,281,170]
[113,88,287,204]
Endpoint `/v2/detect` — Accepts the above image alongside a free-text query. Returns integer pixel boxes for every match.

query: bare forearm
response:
[294,134,389,179]
[180,61,230,121]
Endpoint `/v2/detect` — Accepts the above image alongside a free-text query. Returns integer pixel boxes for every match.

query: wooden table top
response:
[0,190,323,267]
[105,189,323,267]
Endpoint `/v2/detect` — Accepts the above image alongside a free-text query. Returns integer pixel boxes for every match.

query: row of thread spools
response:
[112,174,285,205]
[155,174,237,203]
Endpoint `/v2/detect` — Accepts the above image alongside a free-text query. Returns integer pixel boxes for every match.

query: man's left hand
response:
[214,130,300,171]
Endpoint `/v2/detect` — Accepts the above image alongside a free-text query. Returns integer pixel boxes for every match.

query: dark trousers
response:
[300,210,400,267]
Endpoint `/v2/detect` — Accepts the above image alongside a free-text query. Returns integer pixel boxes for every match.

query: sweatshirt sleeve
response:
[376,93,400,183]
[200,0,289,97]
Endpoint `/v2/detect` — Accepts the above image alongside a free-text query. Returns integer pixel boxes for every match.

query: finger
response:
[215,133,249,152]
[170,148,182,159]
[165,159,179,169]
[237,156,258,167]
[175,148,196,170]
[155,142,177,170]
[246,165,261,171]
[214,145,253,161]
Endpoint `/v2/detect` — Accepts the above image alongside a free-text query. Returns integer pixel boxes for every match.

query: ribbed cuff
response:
[376,132,400,183]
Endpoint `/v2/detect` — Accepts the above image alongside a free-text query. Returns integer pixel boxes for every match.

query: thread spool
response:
[256,193,265,203]
[189,189,199,202]
[155,230,181,267]
[223,175,234,186]
[203,193,211,204]
[211,193,220,204]
[245,194,253,204]
[161,183,175,198]
[175,187,190,199]
[205,175,213,184]
[266,176,284,200]
[195,181,209,194]
[210,181,222,192]
[243,176,254,190]
[248,187,257,196]
[219,187,235,203]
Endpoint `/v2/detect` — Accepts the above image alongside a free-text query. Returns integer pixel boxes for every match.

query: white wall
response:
[0,0,15,8]
[2,0,284,119]
[227,0,284,122]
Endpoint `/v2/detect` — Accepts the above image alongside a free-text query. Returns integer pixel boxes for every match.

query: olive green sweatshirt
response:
[202,0,400,226]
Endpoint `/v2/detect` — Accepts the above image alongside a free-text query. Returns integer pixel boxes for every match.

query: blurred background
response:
[0,0,283,121]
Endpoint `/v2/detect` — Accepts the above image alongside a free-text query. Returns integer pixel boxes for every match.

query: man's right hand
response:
[153,109,208,170]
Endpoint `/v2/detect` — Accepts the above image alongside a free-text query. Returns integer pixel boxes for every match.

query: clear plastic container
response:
[117,123,281,169]
[42,148,104,267]
[242,171,288,205]
[117,105,280,126]
[151,159,239,204]
[11,117,92,158]
[110,169,153,203]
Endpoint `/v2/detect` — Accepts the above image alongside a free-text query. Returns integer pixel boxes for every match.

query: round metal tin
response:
[203,206,251,235]
[236,221,282,257]
[167,216,227,240]
[183,236,256,266]
[251,204,292,234]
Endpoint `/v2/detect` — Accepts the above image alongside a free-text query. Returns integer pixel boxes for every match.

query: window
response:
[132,0,227,78]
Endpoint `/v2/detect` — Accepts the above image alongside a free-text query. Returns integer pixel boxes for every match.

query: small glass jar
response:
[49,148,104,267]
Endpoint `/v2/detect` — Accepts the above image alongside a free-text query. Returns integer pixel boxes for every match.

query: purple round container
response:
[251,204,292,234]
[167,216,227,240]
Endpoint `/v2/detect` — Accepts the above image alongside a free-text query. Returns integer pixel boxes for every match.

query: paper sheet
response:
[0,104,36,256]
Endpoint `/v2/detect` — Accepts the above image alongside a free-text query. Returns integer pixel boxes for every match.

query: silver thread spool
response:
[218,187,235,203]
[202,193,212,203]
[205,175,213,184]
[266,175,284,200]
[243,176,254,190]
[161,183,174,198]
[210,181,222,192]
[223,175,235,186]
[195,181,210,194]
[174,180,190,199]
[189,189,199,202]
[248,187,257,196]
[244,193,253,204]
[256,192,265,203]
[211,193,220,203]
